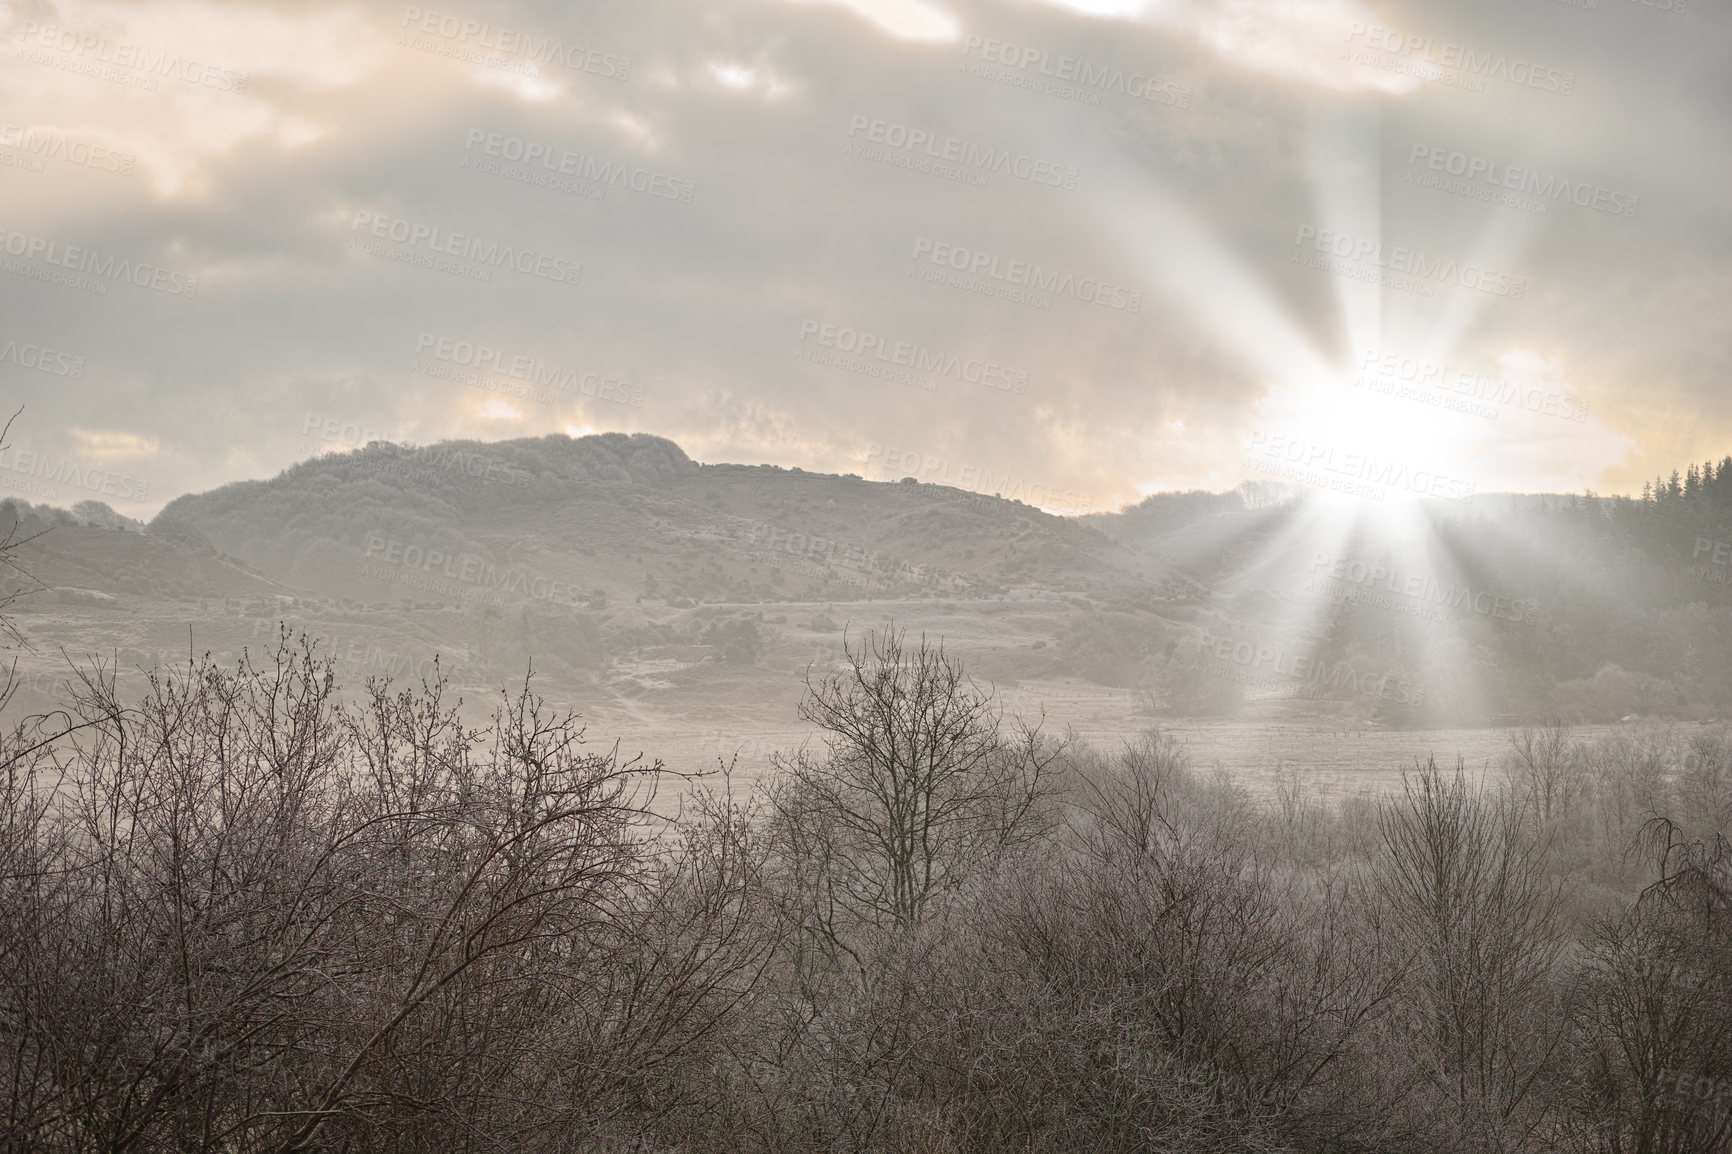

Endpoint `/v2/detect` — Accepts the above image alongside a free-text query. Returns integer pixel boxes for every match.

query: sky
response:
[0,0,1725,519]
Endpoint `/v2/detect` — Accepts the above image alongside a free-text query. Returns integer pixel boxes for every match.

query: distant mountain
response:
[3,433,1731,732]
[1,498,283,605]
[0,434,1176,734]
[154,432,1167,608]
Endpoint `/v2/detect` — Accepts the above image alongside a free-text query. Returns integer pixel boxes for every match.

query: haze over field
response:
[5,429,1732,797]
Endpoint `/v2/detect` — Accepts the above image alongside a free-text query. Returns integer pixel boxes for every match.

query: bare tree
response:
[0,631,778,1153]
[1501,723,1587,832]
[746,626,1068,1152]
[1376,757,1567,1152]
[1563,818,1732,1154]
[770,624,1064,934]
[0,408,53,716]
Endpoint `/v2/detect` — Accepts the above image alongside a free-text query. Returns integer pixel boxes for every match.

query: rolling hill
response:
[1,432,1729,747]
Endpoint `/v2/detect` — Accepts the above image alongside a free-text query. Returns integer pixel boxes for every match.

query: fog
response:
[3,1,1730,1150]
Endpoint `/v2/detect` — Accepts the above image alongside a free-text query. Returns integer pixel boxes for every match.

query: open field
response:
[0,587,1669,811]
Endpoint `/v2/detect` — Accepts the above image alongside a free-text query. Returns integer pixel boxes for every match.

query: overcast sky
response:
[0,0,1725,517]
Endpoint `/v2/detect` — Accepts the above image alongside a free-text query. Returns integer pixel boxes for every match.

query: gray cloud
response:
[0,0,1724,517]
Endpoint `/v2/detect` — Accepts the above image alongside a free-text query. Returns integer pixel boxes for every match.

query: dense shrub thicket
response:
[2,625,1731,1152]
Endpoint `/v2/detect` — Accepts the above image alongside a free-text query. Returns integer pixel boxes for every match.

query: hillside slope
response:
[153,433,1166,609]
[4,435,1731,733]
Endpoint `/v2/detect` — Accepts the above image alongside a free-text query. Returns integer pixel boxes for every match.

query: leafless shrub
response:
[0,631,774,1153]
[1558,813,1732,1154]
[767,624,1067,937]
[1501,723,1589,831]
[1375,757,1568,1152]
[9,623,1732,1154]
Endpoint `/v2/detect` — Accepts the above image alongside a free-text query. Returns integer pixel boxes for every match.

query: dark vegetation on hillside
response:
[10,434,1732,731]
[2,623,1730,1153]
[1079,467,1732,724]
[152,433,1150,609]
[142,434,1732,725]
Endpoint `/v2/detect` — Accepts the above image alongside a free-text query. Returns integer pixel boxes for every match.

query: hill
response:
[2,434,1731,744]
